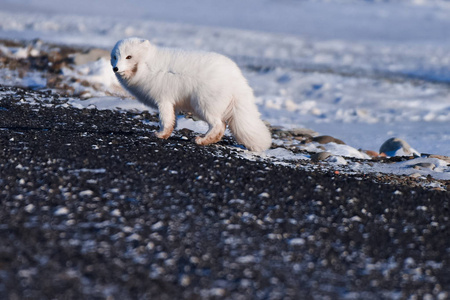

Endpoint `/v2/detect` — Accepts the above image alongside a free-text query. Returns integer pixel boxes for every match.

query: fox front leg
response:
[155,102,175,139]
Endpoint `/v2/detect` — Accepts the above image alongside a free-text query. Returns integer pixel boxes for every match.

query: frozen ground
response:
[0,0,449,175]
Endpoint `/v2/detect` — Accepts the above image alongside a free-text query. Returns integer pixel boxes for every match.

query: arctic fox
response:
[111,37,272,151]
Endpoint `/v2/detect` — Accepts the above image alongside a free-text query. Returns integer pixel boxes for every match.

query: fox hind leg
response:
[195,121,226,146]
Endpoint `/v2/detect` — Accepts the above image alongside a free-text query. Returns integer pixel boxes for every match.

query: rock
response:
[412,162,436,170]
[311,151,332,162]
[73,48,110,65]
[362,150,384,158]
[409,173,422,178]
[178,128,194,137]
[289,128,318,137]
[379,137,419,157]
[312,135,345,145]
[270,127,318,142]
[428,154,450,164]
[291,128,318,143]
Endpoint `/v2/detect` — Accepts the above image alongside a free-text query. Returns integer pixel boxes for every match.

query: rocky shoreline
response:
[0,86,449,299]
[1,39,449,177]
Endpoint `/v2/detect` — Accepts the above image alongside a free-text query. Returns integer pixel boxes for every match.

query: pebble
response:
[54,207,69,216]
[236,255,256,264]
[313,135,345,145]
[151,221,165,231]
[79,190,94,197]
[126,233,141,241]
[229,199,245,205]
[350,216,362,222]
[111,209,121,216]
[180,274,191,287]
[24,204,35,213]
[1,85,448,300]
[289,238,306,246]
[209,288,226,297]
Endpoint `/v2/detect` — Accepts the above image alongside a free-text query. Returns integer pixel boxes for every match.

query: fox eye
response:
[126,55,132,59]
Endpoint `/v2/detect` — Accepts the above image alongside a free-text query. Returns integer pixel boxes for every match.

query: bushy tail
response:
[227,88,272,152]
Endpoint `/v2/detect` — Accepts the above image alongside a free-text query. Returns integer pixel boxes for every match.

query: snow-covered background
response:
[1,0,450,157]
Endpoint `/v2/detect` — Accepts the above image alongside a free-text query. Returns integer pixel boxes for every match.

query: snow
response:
[264,148,309,161]
[62,58,119,95]
[21,73,47,90]
[0,0,449,181]
[364,157,450,180]
[68,97,150,112]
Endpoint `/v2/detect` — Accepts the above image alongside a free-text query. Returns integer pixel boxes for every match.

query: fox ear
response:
[140,39,152,47]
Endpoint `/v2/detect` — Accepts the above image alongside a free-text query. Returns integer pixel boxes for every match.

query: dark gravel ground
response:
[0,86,449,300]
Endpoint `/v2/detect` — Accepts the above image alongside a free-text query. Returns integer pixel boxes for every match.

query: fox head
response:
[111,37,153,81]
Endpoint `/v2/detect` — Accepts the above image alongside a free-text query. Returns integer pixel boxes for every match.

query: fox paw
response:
[195,136,208,146]
[154,131,171,139]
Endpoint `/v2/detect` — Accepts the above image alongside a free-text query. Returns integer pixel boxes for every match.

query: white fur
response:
[111,37,272,151]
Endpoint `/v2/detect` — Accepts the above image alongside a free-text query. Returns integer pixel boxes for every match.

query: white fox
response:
[111,38,271,151]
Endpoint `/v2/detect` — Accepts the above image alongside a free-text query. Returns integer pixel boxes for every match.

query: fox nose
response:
[113,67,118,72]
